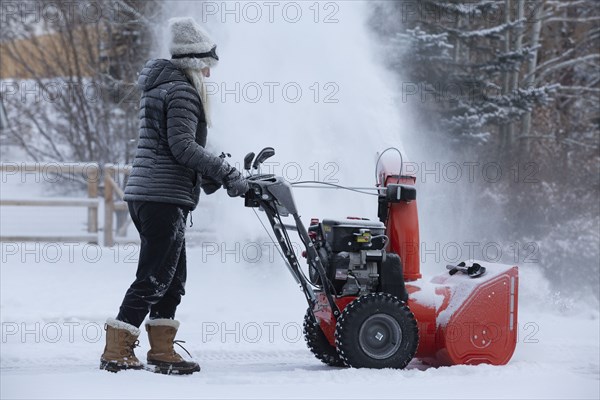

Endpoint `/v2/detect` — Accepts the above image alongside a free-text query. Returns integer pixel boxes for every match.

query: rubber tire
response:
[303,309,345,367]
[335,293,418,369]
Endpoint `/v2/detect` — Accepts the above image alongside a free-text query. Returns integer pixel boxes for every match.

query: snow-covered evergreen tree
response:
[371,0,599,298]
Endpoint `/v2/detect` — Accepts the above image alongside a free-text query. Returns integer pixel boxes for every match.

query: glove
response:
[222,167,249,197]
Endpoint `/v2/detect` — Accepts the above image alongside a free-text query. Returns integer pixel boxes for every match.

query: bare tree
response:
[0,0,160,165]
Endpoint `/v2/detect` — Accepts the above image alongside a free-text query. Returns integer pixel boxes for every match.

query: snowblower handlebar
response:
[242,169,341,318]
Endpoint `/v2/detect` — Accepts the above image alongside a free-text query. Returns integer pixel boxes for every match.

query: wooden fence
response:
[0,162,134,246]
[0,162,100,243]
[103,163,132,247]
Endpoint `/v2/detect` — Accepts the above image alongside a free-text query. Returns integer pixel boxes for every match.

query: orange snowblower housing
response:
[381,170,519,366]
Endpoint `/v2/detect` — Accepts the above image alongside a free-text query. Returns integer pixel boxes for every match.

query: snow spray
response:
[151,1,413,246]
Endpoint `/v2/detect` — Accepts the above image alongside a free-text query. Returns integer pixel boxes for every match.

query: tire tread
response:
[334,293,418,369]
[303,309,345,367]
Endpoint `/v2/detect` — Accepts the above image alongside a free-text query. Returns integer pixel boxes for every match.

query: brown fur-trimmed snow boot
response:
[99,318,144,372]
[145,319,200,375]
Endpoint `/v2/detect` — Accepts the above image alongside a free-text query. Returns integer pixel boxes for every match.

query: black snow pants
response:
[116,201,189,328]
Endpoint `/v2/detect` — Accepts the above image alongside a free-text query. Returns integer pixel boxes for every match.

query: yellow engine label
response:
[355,231,372,243]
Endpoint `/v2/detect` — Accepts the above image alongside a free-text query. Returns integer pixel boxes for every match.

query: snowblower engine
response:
[307,218,408,301]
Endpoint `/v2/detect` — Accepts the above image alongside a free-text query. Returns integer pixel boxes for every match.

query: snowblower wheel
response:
[303,309,345,367]
[335,293,418,369]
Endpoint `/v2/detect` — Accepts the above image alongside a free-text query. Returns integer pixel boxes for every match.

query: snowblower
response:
[243,147,518,369]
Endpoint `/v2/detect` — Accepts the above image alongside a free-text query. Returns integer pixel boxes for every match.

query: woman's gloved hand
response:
[222,167,249,197]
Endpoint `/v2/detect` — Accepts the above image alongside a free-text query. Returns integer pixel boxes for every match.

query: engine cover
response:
[307,218,407,300]
[321,219,386,252]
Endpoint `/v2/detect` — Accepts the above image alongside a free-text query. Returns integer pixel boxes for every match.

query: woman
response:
[100,17,248,375]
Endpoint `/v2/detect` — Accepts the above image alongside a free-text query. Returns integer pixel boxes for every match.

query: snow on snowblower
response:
[243,147,518,369]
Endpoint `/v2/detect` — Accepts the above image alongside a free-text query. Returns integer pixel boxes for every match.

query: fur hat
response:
[168,17,218,70]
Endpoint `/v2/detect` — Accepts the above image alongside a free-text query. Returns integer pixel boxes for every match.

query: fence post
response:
[87,163,99,234]
[104,164,114,247]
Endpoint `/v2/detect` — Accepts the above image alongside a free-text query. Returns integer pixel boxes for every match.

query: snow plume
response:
[367,1,491,275]
[150,1,414,246]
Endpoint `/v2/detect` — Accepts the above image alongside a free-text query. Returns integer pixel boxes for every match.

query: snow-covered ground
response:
[1,229,599,399]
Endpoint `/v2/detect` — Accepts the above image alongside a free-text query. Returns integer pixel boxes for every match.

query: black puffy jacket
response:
[124,59,229,210]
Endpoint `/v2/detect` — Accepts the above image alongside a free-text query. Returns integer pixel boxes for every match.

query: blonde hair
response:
[184,68,212,128]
